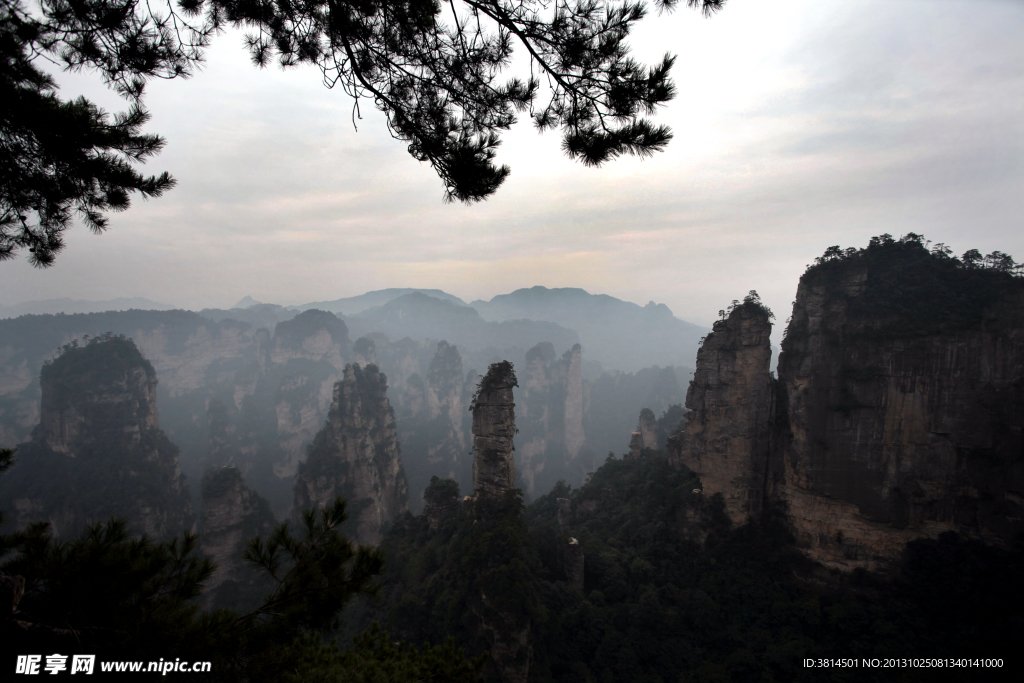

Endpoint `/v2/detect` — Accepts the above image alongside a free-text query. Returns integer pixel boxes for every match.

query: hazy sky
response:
[2,0,1022,341]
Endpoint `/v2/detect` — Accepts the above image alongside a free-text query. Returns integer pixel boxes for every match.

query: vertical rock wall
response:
[637,408,658,450]
[668,303,775,525]
[425,341,468,477]
[472,361,518,498]
[563,344,585,460]
[293,364,408,545]
[200,466,276,604]
[395,341,470,511]
[670,242,1024,572]
[267,310,350,480]
[0,336,192,539]
[515,343,585,495]
[776,265,1024,570]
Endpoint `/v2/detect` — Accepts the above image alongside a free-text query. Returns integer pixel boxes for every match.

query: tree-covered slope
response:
[359,451,1022,682]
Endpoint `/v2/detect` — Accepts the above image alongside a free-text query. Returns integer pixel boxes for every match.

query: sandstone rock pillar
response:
[294,363,409,545]
[471,361,518,498]
[668,301,774,525]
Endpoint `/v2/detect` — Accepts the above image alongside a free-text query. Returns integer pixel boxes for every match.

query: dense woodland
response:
[4,443,1021,681]
[350,453,1022,682]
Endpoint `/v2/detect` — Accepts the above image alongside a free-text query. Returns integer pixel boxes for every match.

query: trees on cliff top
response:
[1,0,725,266]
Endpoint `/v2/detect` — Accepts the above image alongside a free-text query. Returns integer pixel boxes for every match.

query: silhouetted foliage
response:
[424,475,461,508]
[0,3,176,266]
[2,0,725,265]
[800,233,1024,338]
[361,450,1022,682]
[469,359,518,410]
[0,482,481,680]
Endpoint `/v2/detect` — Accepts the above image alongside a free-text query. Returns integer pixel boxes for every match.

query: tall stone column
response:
[668,301,775,525]
[471,361,518,498]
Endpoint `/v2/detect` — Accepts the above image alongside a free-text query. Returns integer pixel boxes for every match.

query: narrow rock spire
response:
[471,360,518,498]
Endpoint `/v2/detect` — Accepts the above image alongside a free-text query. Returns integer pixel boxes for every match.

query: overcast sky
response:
[2,0,1022,342]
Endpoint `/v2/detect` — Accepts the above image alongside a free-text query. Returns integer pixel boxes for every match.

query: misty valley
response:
[2,237,1022,681]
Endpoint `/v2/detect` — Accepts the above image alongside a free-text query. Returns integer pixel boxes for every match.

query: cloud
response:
[1,0,1021,345]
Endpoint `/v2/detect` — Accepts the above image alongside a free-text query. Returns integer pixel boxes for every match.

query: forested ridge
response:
[353,451,1022,682]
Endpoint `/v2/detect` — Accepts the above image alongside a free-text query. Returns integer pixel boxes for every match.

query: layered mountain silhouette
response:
[293,288,468,316]
[0,297,176,318]
[471,286,707,372]
[346,292,579,352]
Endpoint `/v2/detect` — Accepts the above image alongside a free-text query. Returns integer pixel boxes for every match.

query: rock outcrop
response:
[207,399,236,466]
[637,408,658,450]
[471,361,518,499]
[200,466,276,605]
[515,343,585,494]
[352,336,377,367]
[397,342,470,512]
[668,301,775,525]
[670,237,1024,571]
[626,408,660,459]
[0,308,358,522]
[774,243,1024,571]
[293,364,408,545]
[0,335,192,539]
[267,310,350,479]
[626,432,644,460]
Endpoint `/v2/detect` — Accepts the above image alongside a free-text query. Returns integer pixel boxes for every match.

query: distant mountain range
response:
[2,287,708,372]
[471,287,707,373]
[345,292,579,354]
[291,289,467,316]
[0,297,177,319]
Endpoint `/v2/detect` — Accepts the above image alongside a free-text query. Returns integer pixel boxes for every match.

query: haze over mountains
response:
[4,237,1023,680]
[2,287,707,374]
[0,297,177,318]
[291,288,469,316]
[0,285,699,518]
[472,287,706,372]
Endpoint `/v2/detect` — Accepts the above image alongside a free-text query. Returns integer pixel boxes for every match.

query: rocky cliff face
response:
[397,342,471,511]
[670,238,1024,572]
[36,341,161,456]
[293,364,408,545]
[627,408,660,459]
[637,408,658,450]
[515,343,585,495]
[352,336,378,367]
[472,361,518,499]
[200,466,276,605]
[197,310,352,517]
[267,310,350,480]
[0,336,192,539]
[775,244,1024,571]
[668,302,775,525]
[0,309,357,522]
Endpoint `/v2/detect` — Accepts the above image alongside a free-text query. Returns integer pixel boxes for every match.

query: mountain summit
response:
[471,287,706,372]
[294,288,467,316]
